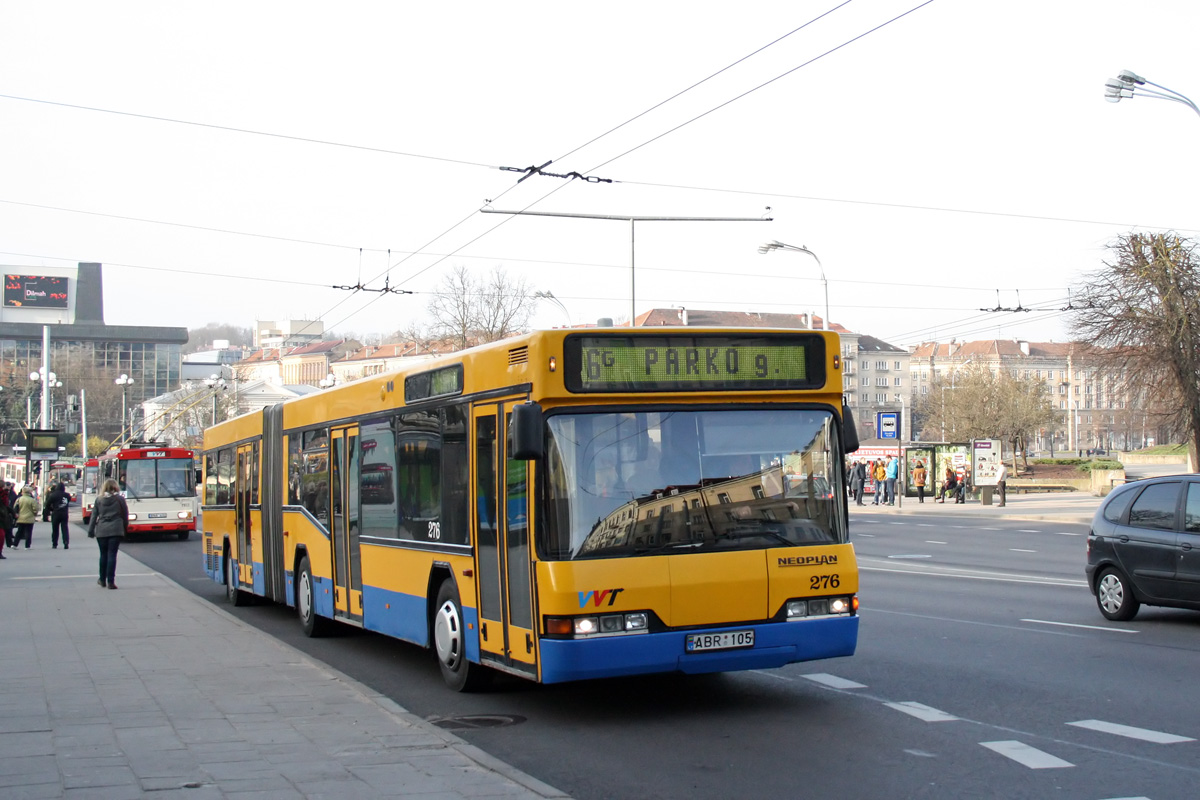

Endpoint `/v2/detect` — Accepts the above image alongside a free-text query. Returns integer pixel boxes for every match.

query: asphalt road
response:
[112,513,1200,800]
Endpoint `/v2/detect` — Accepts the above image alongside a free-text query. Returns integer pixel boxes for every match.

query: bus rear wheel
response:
[225,553,249,607]
[433,579,490,692]
[297,555,334,637]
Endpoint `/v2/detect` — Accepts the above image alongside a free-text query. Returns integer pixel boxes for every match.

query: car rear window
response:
[1128,482,1181,531]
[1102,487,1136,524]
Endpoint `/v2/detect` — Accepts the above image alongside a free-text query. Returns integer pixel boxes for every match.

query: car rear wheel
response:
[1096,567,1140,621]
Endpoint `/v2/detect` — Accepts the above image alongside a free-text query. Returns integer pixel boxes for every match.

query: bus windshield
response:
[540,408,845,560]
[120,458,195,499]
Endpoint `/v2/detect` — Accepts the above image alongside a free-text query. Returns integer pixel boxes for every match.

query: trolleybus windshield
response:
[120,457,195,499]
[540,407,845,560]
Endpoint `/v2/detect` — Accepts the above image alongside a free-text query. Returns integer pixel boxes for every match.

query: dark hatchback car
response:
[1086,475,1200,620]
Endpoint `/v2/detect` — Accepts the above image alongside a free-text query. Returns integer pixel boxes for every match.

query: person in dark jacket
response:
[2,482,13,548]
[87,478,129,589]
[45,482,72,549]
[848,459,867,506]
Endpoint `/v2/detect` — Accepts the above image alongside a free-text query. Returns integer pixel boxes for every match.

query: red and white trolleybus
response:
[93,444,198,539]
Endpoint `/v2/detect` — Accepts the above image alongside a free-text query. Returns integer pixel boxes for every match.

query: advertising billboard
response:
[4,275,69,309]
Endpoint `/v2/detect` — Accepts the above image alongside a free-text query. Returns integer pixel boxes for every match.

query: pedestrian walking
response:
[0,497,10,558]
[87,478,129,589]
[912,461,928,504]
[938,465,957,504]
[46,482,71,549]
[997,461,1008,507]
[849,459,867,506]
[885,455,899,505]
[13,486,39,548]
[0,482,13,551]
[2,482,14,548]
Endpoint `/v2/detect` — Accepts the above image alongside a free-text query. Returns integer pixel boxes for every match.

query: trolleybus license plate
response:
[686,630,754,652]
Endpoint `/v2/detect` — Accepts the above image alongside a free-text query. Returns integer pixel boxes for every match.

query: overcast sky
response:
[2,1,1197,348]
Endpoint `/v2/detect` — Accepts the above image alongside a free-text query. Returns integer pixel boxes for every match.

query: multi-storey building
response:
[908,339,1150,451]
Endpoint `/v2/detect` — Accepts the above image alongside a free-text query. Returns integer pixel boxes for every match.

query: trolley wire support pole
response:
[481,209,772,326]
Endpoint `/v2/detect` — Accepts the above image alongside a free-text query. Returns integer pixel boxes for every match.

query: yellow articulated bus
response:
[201,328,861,690]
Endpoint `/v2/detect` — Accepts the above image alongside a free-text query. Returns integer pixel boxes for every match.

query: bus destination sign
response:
[565,334,826,392]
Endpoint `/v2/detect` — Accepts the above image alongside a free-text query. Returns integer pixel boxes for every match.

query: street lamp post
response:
[115,373,135,439]
[758,241,829,330]
[204,374,226,426]
[1105,70,1200,119]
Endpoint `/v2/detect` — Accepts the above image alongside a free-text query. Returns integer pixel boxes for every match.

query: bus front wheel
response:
[433,579,490,692]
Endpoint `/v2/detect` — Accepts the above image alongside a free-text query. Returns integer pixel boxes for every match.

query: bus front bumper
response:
[537,615,858,684]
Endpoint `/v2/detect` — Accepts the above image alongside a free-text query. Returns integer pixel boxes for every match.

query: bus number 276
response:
[810,574,840,590]
[427,522,441,540]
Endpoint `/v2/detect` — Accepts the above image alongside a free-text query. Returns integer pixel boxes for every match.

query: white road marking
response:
[1050,531,1084,536]
[1021,619,1138,634]
[1009,548,1037,553]
[980,740,1073,769]
[887,554,932,559]
[801,673,866,690]
[890,522,908,526]
[1017,529,1039,533]
[855,533,876,538]
[916,523,936,527]
[1068,719,1195,744]
[924,540,948,545]
[980,527,1002,531]
[885,701,958,722]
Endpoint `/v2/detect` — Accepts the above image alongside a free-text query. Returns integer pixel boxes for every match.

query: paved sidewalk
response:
[850,489,1102,525]
[0,523,569,799]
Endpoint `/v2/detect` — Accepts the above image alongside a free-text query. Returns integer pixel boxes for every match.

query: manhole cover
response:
[430,714,526,731]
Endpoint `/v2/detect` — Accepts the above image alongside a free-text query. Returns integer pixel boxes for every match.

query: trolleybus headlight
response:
[829,597,851,614]
[575,617,599,635]
[786,600,808,618]
[624,612,647,631]
[127,513,138,521]
[599,615,624,633]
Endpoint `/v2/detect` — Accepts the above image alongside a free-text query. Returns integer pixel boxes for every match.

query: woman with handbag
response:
[87,479,129,589]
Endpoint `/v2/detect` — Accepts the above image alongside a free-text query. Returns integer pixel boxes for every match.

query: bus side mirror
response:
[842,402,860,454]
[510,402,544,460]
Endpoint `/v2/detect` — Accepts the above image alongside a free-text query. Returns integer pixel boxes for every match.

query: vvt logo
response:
[577,588,625,608]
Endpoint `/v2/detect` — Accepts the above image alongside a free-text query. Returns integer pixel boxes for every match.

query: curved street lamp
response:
[757,241,830,330]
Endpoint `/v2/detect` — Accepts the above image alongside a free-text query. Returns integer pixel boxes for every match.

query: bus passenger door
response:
[330,426,363,622]
[234,444,254,588]
[472,401,536,675]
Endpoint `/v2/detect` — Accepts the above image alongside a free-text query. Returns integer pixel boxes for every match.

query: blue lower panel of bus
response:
[538,616,859,684]
[359,586,481,664]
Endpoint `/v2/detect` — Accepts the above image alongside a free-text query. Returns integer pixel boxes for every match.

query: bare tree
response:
[916,365,1055,469]
[427,265,534,350]
[1071,233,1200,467]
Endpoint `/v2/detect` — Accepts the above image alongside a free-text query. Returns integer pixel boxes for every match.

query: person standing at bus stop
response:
[912,460,928,503]
[13,486,38,548]
[997,461,1008,507]
[884,455,899,506]
[46,482,71,549]
[88,478,129,589]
